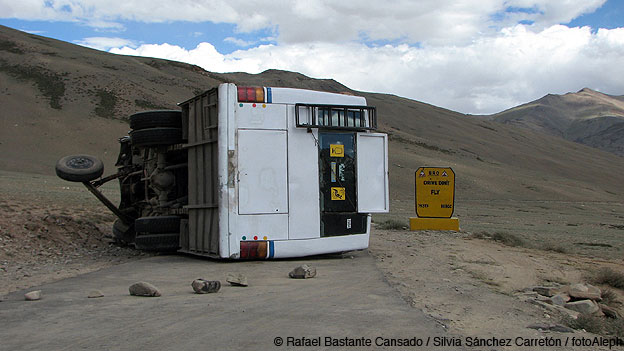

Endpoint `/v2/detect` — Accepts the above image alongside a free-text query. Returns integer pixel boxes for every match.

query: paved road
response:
[1,251,459,350]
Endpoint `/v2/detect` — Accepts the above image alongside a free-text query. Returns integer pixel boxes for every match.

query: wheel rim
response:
[66,157,94,169]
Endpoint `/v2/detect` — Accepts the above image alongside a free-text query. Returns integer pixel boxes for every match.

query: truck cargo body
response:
[180,84,389,259]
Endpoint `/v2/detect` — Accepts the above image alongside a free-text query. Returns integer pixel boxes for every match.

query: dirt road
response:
[1,252,460,351]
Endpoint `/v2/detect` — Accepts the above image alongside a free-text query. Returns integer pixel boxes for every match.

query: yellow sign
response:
[330,144,344,157]
[415,167,455,218]
[331,187,346,200]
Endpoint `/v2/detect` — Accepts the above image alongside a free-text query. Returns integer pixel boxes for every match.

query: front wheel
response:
[55,155,104,182]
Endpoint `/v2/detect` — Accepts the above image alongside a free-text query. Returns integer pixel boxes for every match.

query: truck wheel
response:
[135,233,180,252]
[130,110,182,130]
[112,219,136,244]
[130,127,182,147]
[135,216,181,234]
[55,155,104,182]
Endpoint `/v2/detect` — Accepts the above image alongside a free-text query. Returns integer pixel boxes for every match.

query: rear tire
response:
[130,127,182,147]
[135,216,181,234]
[135,233,179,252]
[130,110,182,130]
[55,155,104,182]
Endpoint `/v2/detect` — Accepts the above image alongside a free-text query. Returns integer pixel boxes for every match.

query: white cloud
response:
[3,0,620,114]
[0,0,609,45]
[75,37,137,50]
[108,24,624,114]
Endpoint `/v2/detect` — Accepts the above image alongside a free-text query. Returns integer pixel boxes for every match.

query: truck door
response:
[318,132,367,236]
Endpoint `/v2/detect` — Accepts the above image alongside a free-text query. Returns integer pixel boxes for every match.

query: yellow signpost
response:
[410,167,459,231]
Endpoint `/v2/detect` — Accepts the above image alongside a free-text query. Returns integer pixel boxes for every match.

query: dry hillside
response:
[1,24,624,212]
[487,88,624,156]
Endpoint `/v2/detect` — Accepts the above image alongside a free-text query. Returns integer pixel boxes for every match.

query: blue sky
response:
[1,0,623,114]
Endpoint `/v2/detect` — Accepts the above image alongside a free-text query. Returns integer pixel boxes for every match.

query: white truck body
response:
[180,83,388,259]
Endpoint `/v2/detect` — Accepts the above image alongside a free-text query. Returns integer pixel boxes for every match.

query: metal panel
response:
[238,129,288,214]
[181,88,220,256]
[236,103,287,130]
[356,133,389,213]
[287,107,320,239]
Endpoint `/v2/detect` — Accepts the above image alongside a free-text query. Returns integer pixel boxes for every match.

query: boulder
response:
[87,290,104,298]
[532,286,559,297]
[551,293,570,306]
[289,264,317,279]
[24,290,42,301]
[226,273,248,287]
[529,299,580,319]
[191,279,221,294]
[129,282,161,297]
[567,283,601,301]
[564,300,600,315]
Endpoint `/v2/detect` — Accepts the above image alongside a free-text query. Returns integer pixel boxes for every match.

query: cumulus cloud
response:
[3,0,620,113]
[109,25,624,114]
[0,0,608,45]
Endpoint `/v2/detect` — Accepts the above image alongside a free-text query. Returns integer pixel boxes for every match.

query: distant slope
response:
[487,88,624,156]
[1,25,623,208]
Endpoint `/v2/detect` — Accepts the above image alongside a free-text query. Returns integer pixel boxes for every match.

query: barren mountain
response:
[1,24,623,212]
[487,88,624,156]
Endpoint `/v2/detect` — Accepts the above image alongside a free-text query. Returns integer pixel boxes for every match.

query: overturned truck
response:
[56,84,389,259]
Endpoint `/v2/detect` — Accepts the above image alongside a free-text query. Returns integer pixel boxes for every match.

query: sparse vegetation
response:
[94,89,118,118]
[542,243,568,253]
[470,231,525,247]
[592,268,624,289]
[377,219,407,230]
[564,314,624,337]
[0,61,66,109]
[386,133,454,154]
[0,40,25,54]
[600,288,622,308]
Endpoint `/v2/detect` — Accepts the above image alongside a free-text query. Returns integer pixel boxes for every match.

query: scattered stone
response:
[526,323,574,333]
[536,295,552,304]
[551,293,570,306]
[567,283,601,301]
[599,304,620,319]
[129,282,161,297]
[533,286,559,297]
[527,322,550,331]
[24,290,41,301]
[529,299,580,319]
[226,273,248,287]
[192,279,221,294]
[87,290,104,298]
[289,264,317,279]
[550,324,575,333]
[564,300,600,315]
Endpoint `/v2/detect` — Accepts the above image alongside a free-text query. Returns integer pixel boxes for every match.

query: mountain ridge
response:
[486,88,624,155]
[1,24,623,209]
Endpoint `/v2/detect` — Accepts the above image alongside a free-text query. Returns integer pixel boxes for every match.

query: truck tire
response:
[130,127,182,147]
[135,233,180,252]
[135,216,181,234]
[55,155,104,182]
[112,219,136,244]
[130,110,182,130]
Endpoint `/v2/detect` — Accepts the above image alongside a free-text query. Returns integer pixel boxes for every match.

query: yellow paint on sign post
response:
[330,144,344,157]
[331,187,346,200]
[415,167,455,218]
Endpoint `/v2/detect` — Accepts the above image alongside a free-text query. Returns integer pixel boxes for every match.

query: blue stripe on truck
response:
[269,241,274,258]
[267,87,272,103]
